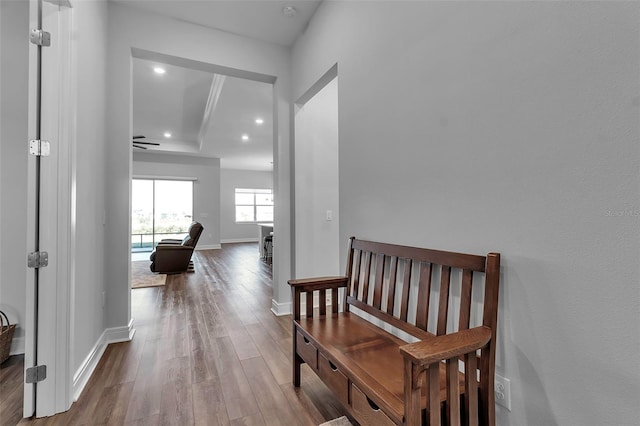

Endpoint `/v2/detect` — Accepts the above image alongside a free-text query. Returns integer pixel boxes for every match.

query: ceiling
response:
[125,0,322,171]
[133,57,274,170]
[115,0,322,47]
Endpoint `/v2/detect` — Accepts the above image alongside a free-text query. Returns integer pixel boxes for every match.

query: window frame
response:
[234,188,273,224]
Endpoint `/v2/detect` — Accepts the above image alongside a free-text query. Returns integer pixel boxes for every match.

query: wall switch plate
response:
[326,210,333,221]
[495,374,511,411]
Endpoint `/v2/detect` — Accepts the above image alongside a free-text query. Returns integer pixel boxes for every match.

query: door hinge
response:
[25,365,47,384]
[29,139,50,157]
[27,251,49,268]
[30,29,51,47]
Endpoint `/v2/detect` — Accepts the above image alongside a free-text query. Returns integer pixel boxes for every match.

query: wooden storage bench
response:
[289,237,501,426]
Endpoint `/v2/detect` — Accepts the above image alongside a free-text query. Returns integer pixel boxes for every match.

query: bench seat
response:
[296,312,465,423]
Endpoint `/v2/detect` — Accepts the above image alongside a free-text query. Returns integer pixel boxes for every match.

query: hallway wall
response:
[292,2,640,425]
[0,0,29,354]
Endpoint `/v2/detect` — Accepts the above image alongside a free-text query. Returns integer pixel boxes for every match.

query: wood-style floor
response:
[1,243,347,425]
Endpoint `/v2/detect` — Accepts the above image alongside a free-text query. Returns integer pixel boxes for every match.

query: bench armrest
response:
[399,326,491,366]
[288,276,348,292]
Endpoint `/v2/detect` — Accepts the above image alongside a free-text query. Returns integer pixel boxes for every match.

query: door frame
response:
[25,0,75,417]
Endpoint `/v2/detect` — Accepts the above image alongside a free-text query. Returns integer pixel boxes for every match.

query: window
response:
[132,179,194,250]
[235,188,273,223]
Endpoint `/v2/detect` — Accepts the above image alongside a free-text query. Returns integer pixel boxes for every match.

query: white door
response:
[25,0,73,417]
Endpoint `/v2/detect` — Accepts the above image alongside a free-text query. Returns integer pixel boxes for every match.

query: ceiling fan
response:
[132,135,160,150]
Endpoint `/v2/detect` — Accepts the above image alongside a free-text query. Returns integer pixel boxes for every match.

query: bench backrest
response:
[344,238,500,341]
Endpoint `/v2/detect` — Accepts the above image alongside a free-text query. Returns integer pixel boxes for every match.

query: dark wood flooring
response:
[1,243,346,425]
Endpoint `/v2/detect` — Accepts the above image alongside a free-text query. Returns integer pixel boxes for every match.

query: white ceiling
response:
[115,0,321,47]
[126,0,322,171]
[133,57,274,170]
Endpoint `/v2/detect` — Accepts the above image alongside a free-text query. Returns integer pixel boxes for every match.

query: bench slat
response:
[306,291,313,318]
[416,262,433,331]
[437,265,452,336]
[386,256,399,315]
[351,249,362,298]
[459,269,473,331]
[446,357,461,425]
[319,289,326,316]
[361,251,372,303]
[373,253,386,309]
[400,259,413,322]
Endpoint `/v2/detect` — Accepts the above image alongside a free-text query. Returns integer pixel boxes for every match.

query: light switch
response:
[326,210,333,221]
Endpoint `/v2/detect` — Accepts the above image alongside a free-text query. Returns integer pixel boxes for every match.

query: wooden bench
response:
[289,237,501,426]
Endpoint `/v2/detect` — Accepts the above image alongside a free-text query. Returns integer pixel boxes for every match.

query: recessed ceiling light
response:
[163,132,172,138]
[255,118,264,125]
[242,134,249,141]
[154,67,166,74]
[282,5,297,17]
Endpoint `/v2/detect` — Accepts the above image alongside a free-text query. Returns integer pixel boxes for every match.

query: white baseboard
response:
[221,238,259,244]
[9,336,24,356]
[72,320,135,401]
[271,299,291,316]
[196,244,222,250]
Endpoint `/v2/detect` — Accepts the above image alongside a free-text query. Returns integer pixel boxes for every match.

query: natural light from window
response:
[132,179,194,250]
[235,188,273,223]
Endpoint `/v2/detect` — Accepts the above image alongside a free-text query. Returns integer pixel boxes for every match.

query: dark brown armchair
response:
[149,221,204,273]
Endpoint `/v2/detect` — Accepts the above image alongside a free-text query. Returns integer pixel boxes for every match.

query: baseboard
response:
[9,336,25,356]
[195,244,222,250]
[271,299,291,316]
[221,238,259,244]
[73,320,135,401]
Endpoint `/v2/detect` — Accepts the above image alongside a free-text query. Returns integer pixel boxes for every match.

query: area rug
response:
[319,417,353,426]
[131,260,166,289]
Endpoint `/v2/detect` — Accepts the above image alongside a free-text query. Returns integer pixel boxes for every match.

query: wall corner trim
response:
[72,320,136,401]
[271,299,291,316]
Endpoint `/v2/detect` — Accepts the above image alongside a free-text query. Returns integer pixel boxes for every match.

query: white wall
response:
[292,2,640,425]
[106,2,293,329]
[0,0,29,355]
[133,152,221,248]
[72,0,109,377]
[220,169,273,243]
[294,77,340,278]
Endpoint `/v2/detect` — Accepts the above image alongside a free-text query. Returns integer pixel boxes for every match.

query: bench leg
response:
[293,352,303,387]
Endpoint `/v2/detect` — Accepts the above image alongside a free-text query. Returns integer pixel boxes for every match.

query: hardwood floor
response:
[2,243,346,426]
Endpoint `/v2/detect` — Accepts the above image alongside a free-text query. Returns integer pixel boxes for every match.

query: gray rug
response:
[319,416,353,426]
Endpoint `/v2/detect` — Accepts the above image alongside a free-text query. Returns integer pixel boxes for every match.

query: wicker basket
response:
[0,310,16,364]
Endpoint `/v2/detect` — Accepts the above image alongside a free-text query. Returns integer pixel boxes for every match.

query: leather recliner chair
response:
[149,221,204,273]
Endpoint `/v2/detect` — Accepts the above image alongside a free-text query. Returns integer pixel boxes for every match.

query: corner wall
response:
[292,2,640,424]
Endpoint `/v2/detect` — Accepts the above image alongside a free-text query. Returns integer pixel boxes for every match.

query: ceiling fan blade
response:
[133,144,147,149]
[132,141,160,146]
[132,135,146,139]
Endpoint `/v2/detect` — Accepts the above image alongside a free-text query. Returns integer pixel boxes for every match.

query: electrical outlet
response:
[495,374,511,411]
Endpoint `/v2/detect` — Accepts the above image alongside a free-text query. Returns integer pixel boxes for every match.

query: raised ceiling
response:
[125,1,322,171]
[132,56,274,171]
